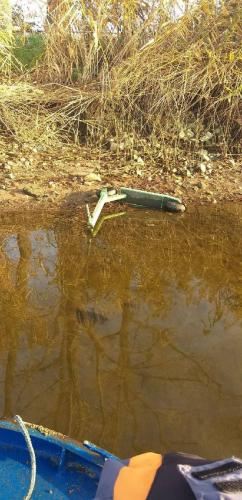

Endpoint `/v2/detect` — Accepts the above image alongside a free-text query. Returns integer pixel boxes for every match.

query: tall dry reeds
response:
[101,0,242,155]
[0,0,241,158]
[0,0,13,75]
[40,0,171,83]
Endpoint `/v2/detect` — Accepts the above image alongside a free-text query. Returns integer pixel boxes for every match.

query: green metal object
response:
[119,187,183,211]
[86,187,185,229]
[86,188,126,228]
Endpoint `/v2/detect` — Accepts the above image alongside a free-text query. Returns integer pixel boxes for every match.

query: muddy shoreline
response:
[0,143,241,211]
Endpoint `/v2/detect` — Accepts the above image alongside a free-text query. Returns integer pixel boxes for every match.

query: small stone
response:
[85,172,102,183]
[199,163,207,174]
[22,186,40,199]
[196,181,204,189]
[137,156,144,165]
[7,173,15,180]
[179,128,194,140]
[35,145,46,152]
[200,131,213,142]
[186,128,194,139]
[110,140,118,152]
[179,129,186,139]
[136,168,143,176]
[48,181,55,187]
[199,150,211,162]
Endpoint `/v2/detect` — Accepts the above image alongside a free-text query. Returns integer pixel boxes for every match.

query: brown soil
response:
[0,141,241,211]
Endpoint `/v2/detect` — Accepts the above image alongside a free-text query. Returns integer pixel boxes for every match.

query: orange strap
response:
[114,453,162,500]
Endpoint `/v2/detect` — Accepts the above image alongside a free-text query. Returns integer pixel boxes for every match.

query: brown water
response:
[0,204,241,459]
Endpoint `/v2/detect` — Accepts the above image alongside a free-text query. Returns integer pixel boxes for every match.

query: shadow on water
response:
[0,203,241,459]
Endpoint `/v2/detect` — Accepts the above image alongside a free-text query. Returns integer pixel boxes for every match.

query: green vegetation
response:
[13,34,45,68]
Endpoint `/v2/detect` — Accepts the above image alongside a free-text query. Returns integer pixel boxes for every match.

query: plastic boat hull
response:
[0,420,107,499]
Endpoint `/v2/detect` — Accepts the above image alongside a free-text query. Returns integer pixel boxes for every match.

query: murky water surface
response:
[0,205,241,459]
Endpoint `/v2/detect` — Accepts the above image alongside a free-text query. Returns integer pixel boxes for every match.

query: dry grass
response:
[39,0,158,83]
[105,1,242,156]
[0,0,241,163]
[0,83,58,142]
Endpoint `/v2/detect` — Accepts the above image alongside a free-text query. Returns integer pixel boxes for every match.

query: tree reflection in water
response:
[0,205,241,459]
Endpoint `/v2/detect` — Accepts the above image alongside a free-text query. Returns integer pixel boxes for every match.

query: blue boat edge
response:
[0,418,103,465]
[0,418,115,499]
